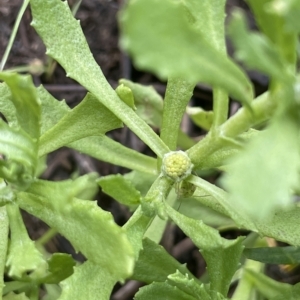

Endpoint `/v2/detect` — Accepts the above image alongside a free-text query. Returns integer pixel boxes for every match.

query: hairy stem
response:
[0,207,8,294]
[212,88,229,128]
[160,78,195,150]
[188,92,275,168]
[0,0,29,71]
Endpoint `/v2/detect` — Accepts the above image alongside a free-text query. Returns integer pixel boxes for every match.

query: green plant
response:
[1,0,300,299]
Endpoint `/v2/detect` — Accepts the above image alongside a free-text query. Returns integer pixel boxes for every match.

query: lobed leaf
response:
[59,261,117,300]
[38,253,76,284]
[124,171,157,197]
[119,0,253,105]
[0,83,18,127]
[17,185,134,281]
[166,204,244,296]
[0,73,41,139]
[0,76,40,187]
[6,203,46,278]
[0,77,40,189]
[38,92,122,156]
[30,0,105,91]
[37,85,157,174]
[131,238,195,284]
[168,271,225,300]
[37,85,69,135]
[30,0,169,157]
[0,121,37,168]
[98,174,141,206]
[134,282,197,300]
[27,175,98,210]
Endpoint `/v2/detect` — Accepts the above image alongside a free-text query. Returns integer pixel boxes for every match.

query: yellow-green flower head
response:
[162,151,193,182]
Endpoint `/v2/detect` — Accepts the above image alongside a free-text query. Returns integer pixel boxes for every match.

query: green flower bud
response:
[115,83,136,110]
[162,151,193,182]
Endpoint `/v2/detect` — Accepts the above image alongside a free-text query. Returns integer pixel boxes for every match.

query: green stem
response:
[212,88,229,128]
[221,92,273,137]
[187,132,220,169]
[27,286,39,300]
[144,215,167,244]
[148,175,173,198]
[2,281,31,295]
[0,0,29,71]
[123,180,175,253]
[123,206,153,260]
[36,228,57,246]
[124,174,175,258]
[141,175,174,240]
[160,78,195,150]
[71,0,82,15]
[6,203,28,240]
[231,259,263,300]
[144,189,178,244]
[187,92,274,168]
[6,65,32,73]
[0,206,9,295]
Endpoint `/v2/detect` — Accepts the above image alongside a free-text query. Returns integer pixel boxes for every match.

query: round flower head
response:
[162,151,193,182]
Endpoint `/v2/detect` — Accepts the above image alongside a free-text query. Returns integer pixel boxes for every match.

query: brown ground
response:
[0,0,298,299]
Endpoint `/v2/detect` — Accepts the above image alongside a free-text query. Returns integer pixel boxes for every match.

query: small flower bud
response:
[162,151,193,182]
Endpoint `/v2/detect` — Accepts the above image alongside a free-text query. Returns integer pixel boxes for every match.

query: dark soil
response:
[1,0,298,299]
